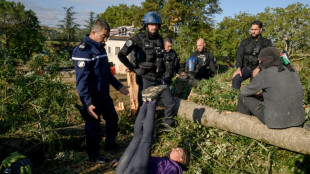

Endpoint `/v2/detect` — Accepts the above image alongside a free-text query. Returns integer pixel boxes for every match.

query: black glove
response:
[134,68,145,76]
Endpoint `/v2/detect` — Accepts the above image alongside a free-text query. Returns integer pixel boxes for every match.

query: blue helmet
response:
[142,12,161,29]
[186,57,197,72]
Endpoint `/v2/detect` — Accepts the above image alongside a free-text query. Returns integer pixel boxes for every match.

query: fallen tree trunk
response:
[174,98,310,155]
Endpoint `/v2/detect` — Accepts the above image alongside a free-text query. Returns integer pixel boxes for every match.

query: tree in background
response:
[159,0,222,62]
[213,2,310,64]
[258,3,310,57]
[213,12,255,62]
[41,26,61,41]
[97,0,221,63]
[0,0,43,65]
[84,11,96,33]
[99,4,139,28]
[58,6,80,54]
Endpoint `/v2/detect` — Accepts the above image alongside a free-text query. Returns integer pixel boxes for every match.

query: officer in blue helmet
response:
[72,20,129,163]
[118,12,176,131]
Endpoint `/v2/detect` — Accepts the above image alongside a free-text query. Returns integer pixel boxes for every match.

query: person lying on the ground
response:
[111,85,190,174]
[110,147,189,174]
[237,47,305,129]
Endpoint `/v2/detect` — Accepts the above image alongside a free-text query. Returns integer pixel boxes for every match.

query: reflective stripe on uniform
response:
[94,54,107,59]
[72,57,92,61]
[72,54,107,61]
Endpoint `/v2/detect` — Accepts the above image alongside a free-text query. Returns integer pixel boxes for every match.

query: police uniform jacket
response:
[163,49,180,79]
[72,35,123,106]
[118,31,164,80]
[190,48,216,79]
[236,35,273,70]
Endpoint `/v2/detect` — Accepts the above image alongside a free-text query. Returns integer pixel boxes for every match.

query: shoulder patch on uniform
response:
[77,60,86,68]
[79,42,87,50]
[126,40,133,47]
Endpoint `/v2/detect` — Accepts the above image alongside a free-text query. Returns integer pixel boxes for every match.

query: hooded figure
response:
[237,47,305,129]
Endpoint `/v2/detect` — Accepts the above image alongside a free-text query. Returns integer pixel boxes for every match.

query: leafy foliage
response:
[152,117,310,174]
[99,4,140,29]
[292,58,310,123]
[258,3,310,56]
[0,0,44,64]
[84,11,96,33]
[0,51,79,135]
[213,12,256,61]
[58,6,80,54]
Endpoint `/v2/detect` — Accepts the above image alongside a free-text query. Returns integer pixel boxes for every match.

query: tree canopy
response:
[257,3,310,57]
[99,4,140,28]
[0,0,44,65]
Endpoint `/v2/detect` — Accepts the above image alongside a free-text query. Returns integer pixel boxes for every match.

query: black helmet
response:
[142,12,161,29]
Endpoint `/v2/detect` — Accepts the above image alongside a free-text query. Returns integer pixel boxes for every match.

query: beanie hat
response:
[258,47,282,69]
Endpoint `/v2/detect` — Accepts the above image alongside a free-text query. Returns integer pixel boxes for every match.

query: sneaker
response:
[142,85,167,102]
[88,156,107,164]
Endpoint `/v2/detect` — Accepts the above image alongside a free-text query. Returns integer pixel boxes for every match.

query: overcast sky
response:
[10,0,309,27]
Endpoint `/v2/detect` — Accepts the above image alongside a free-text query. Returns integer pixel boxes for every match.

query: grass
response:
[1,56,309,173]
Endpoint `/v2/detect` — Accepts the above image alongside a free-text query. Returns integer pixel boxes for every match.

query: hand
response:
[125,68,130,72]
[232,68,242,78]
[134,68,145,76]
[87,104,98,119]
[119,86,129,96]
[109,159,118,168]
[252,67,260,78]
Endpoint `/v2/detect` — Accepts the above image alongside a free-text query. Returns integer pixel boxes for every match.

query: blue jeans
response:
[116,101,156,174]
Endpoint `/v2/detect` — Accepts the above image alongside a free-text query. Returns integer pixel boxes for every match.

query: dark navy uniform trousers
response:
[85,98,118,159]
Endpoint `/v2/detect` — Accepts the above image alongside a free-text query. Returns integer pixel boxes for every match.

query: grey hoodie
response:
[241,66,305,128]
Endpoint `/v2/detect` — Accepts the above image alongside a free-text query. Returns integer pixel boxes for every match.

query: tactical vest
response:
[136,32,164,81]
[243,37,264,70]
[163,51,176,77]
[195,51,212,72]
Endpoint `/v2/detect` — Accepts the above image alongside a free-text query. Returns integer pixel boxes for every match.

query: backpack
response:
[0,152,35,174]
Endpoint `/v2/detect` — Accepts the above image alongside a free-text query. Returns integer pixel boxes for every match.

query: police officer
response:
[188,38,216,80]
[232,20,273,89]
[72,20,129,163]
[162,37,180,85]
[118,12,176,130]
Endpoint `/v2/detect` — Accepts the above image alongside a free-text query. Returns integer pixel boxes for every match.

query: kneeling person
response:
[237,47,305,129]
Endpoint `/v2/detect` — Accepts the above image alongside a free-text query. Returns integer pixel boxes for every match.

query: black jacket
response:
[118,31,164,81]
[190,48,216,79]
[236,35,273,70]
[163,49,180,84]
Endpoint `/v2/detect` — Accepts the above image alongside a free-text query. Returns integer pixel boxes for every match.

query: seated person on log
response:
[237,47,305,129]
[110,85,190,174]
